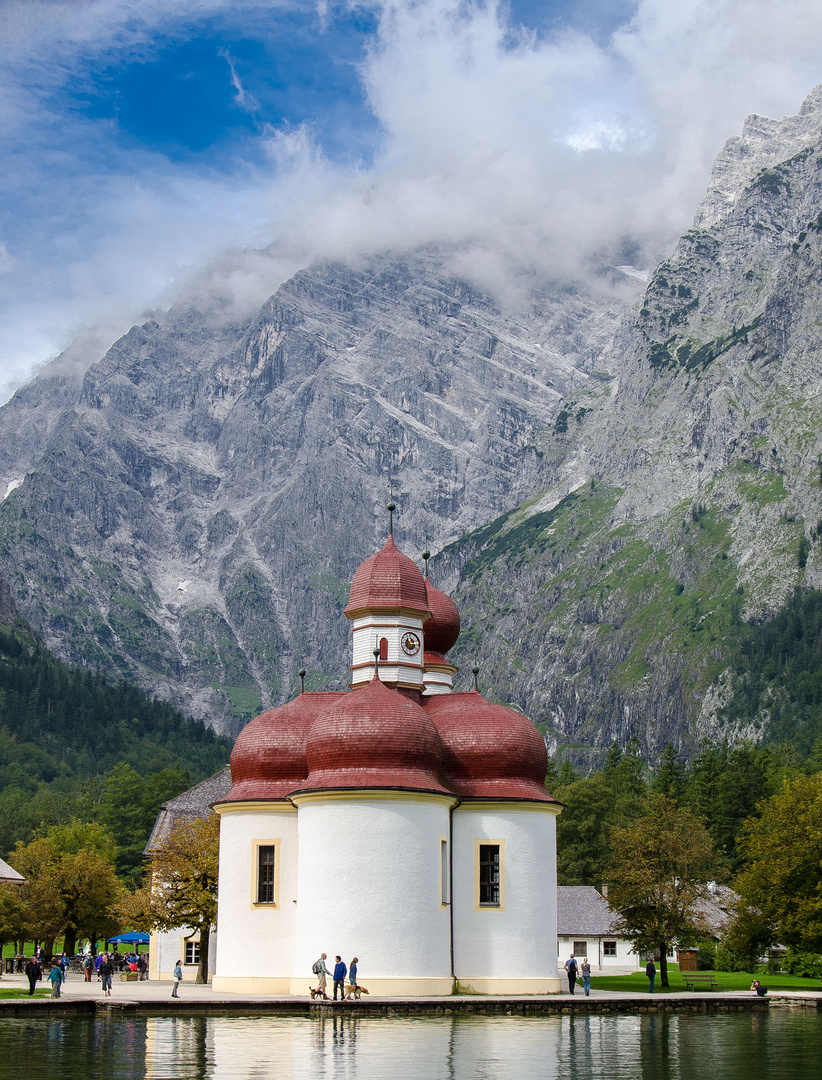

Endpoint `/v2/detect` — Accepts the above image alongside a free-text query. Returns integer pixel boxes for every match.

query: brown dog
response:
[345,984,368,999]
[309,987,330,999]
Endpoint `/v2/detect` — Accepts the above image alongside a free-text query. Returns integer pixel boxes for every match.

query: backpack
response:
[312,960,322,975]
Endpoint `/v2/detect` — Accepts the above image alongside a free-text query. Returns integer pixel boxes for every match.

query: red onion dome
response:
[344,535,431,618]
[423,577,460,655]
[424,692,559,803]
[222,692,344,802]
[299,677,450,794]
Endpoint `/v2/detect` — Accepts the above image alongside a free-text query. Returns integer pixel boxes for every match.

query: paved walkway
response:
[2,971,819,1007]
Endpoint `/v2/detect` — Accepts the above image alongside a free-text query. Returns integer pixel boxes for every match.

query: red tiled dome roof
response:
[298,677,450,794]
[423,577,460,655]
[223,692,344,802]
[424,691,559,803]
[344,535,431,618]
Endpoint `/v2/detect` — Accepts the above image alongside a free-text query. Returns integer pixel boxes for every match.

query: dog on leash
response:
[345,984,369,999]
[309,987,330,999]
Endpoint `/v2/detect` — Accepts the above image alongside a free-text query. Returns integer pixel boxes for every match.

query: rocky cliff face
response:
[443,86,822,760]
[4,87,822,758]
[0,251,629,733]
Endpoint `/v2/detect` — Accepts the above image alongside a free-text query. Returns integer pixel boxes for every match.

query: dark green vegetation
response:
[553,737,810,885]
[0,618,231,877]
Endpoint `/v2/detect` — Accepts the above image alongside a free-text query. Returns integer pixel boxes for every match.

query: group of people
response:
[563,954,592,995]
[312,953,359,1000]
[22,949,150,997]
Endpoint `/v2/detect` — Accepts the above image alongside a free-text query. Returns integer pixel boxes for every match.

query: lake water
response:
[1,1010,820,1079]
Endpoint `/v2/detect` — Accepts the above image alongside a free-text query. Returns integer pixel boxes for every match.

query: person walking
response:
[99,953,114,997]
[564,954,578,994]
[83,954,94,982]
[312,953,331,998]
[349,957,358,994]
[646,958,656,993]
[581,957,591,996]
[333,956,347,1001]
[171,960,183,998]
[48,962,64,998]
[25,956,40,996]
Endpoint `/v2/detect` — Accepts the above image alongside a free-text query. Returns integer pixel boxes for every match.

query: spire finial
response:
[373,645,382,680]
[472,665,480,692]
[422,549,431,577]
[299,668,306,693]
[387,481,395,536]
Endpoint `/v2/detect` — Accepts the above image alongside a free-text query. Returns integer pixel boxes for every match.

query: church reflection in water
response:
[1,1010,821,1080]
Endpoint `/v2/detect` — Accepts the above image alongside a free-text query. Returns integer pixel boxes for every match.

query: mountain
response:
[4,87,822,759]
[0,252,632,734]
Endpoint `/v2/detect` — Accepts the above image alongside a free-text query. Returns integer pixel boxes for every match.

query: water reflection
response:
[0,1010,820,1080]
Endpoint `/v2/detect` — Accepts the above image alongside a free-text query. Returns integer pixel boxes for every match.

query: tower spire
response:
[387,480,395,536]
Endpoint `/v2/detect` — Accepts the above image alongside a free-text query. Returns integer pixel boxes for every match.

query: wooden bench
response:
[682,972,720,991]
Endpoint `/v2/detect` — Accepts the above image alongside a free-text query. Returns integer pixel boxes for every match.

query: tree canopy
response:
[121,814,219,983]
[606,794,717,986]
[733,772,822,952]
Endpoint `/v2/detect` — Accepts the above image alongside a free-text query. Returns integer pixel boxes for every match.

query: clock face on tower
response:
[401,631,421,656]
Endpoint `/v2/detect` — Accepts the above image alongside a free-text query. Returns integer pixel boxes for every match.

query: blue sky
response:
[2,0,822,399]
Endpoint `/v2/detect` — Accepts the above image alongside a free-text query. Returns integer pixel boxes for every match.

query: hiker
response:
[48,962,64,998]
[99,953,114,997]
[564,954,578,994]
[333,956,347,1001]
[312,953,331,998]
[25,956,40,996]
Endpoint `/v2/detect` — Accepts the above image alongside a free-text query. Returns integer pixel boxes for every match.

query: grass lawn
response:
[590,969,822,994]
[0,988,51,999]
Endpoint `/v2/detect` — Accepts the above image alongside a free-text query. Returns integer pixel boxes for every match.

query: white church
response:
[209,516,562,996]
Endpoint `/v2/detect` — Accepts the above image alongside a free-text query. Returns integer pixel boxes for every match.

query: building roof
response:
[144,767,231,854]
[217,530,559,808]
[344,534,431,617]
[423,576,460,655]
[557,886,620,936]
[0,857,25,885]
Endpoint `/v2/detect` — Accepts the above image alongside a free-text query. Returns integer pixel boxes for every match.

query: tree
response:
[12,821,122,955]
[733,772,822,951]
[606,794,717,987]
[0,885,31,965]
[556,773,619,886]
[97,762,191,882]
[652,744,685,800]
[122,814,219,984]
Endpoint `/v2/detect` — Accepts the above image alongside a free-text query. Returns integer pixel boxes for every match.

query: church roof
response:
[219,528,557,807]
[344,534,431,617]
[423,576,460,655]
[144,766,231,853]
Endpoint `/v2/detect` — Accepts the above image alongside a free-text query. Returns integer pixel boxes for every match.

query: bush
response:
[696,943,716,971]
[783,949,822,978]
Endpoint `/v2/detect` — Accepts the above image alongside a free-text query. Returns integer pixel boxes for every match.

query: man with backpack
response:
[312,953,331,998]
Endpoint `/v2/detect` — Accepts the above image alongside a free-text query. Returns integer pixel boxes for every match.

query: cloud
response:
[3,0,822,400]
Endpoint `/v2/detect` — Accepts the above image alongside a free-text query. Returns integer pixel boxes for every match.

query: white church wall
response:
[211,803,298,994]
[290,792,455,995]
[452,805,561,994]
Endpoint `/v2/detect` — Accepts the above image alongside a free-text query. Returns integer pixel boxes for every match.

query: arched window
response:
[379,637,388,661]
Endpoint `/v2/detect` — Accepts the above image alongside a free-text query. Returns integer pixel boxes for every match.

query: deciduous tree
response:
[122,814,219,984]
[12,821,122,955]
[733,772,822,951]
[606,794,717,986]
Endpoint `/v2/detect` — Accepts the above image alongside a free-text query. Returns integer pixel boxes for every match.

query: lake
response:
[1,1010,820,1079]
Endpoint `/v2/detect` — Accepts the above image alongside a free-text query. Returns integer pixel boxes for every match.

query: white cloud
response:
[3,0,822,401]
